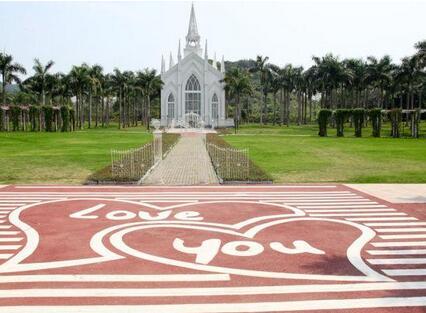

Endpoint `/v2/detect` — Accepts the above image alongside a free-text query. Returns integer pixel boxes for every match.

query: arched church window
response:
[211,93,219,120]
[167,93,175,120]
[185,74,201,115]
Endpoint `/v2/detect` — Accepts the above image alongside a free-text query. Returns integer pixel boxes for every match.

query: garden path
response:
[141,133,219,185]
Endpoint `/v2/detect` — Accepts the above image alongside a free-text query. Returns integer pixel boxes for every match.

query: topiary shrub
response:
[10,106,21,131]
[334,109,350,137]
[42,106,53,132]
[318,109,332,137]
[29,105,40,132]
[352,108,365,137]
[389,108,402,138]
[368,108,382,137]
[0,108,3,131]
[60,106,70,132]
[69,108,76,131]
[410,109,421,138]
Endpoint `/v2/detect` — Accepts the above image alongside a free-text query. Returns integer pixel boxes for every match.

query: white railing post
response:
[153,130,163,163]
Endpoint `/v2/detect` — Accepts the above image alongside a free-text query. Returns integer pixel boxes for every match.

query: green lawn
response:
[1,122,426,184]
[0,126,152,184]
[223,123,426,183]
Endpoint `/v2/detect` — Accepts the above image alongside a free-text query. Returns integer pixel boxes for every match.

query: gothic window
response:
[167,93,175,120]
[211,93,219,120]
[185,74,201,115]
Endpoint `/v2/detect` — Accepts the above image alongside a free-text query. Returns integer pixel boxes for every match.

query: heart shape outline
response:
[109,218,393,282]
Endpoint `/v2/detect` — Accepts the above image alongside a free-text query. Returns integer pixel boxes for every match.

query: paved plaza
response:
[142,133,219,185]
[0,184,425,312]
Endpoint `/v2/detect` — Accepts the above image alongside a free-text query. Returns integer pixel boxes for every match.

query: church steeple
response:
[161,55,165,74]
[177,40,182,62]
[184,3,202,57]
[186,3,200,48]
[169,52,175,69]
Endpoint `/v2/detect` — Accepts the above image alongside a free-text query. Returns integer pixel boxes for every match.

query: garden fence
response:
[111,142,154,180]
[206,143,249,181]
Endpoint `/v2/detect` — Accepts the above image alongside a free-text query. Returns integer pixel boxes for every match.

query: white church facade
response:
[160,4,234,128]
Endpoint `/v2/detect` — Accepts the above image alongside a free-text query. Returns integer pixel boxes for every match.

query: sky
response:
[1,0,425,77]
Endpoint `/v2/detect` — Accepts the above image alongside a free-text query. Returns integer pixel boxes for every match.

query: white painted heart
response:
[109,217,392,282]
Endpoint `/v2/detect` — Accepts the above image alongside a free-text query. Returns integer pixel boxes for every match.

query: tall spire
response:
[169,52,174,69]
[221,55,225,73]
[161,55,165,74]
[204,40,208,60]
[213,52,217,70]
[177,40,182,62]
[186,3,200,48]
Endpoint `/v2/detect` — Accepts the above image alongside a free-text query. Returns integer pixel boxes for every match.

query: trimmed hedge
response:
[318,109,332,137]
[10,106,21,131]
[206,133,272,182]
[389,109,402,138]
[42,106,53,132]
[29,105,40,131]
[368,108,382,137]
[352,108,365,137]
[334,109,351,137]
[60,106,70,132]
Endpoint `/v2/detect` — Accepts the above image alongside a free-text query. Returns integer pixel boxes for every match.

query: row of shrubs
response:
[0,105,75,132]
[318,108,422,138]
[206,134,272,183]
[87,133,180,184]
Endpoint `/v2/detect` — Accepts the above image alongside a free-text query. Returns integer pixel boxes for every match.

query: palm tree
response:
[0,53,26,105]
[136,69,163,130]
[344,59,367,107]
[303,66,318,122]
[110,69,125,129]
[69,64,89,129]
[32,58,55,106]
[414,40,426,69]
[250,55,273,124]
[366,55,394,108]
[87,64,104,128]
[222,68,253,131]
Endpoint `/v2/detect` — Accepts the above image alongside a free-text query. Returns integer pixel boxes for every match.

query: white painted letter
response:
[222,241,264,257]
[138,210,172,220]
[270,240,325,255]
[106,210,136,220]
[69,204,105,219]
[173,238,221,264]
[175,211,203,221]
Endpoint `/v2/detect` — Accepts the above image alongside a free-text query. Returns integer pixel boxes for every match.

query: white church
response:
[160,4,234,128]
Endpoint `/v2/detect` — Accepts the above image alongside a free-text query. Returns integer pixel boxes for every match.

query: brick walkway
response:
[141,133,219,185]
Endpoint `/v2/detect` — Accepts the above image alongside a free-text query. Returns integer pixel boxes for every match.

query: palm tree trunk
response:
[106,96,110,127]
[101,96,105,127]
[146,96,151,131]
[95,95,99,128]
[279,89,284,126]
[273,93,277,125]
[286,90,290,127]
[88,92,92,128]
[1,75,6,105]
[118,89,122,129]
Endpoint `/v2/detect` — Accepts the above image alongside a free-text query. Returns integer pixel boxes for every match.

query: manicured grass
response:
[0,126,152,184]
[223,123,426,183]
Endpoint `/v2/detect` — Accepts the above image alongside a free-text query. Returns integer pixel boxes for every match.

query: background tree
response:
[32,58,55,106]
[222,68,253,132]
[0,53,26,105]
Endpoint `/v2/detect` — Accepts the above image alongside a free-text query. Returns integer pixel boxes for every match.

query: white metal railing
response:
[206,143,249,181]
[111,142,154,180]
